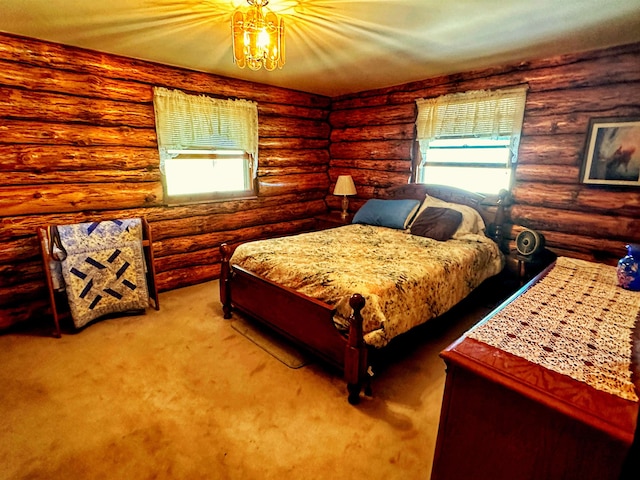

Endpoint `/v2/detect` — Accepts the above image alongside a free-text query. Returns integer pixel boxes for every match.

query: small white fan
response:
[516,229,545,257]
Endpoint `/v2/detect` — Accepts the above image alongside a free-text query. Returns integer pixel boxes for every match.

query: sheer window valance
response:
[152,87,258,163]
[415,86,528,159]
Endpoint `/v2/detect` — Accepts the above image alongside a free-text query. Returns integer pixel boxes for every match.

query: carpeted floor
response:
[0,279,505,480]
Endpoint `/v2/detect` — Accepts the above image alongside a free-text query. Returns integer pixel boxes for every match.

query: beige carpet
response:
[231,316,310,369]
[0,279,500,480]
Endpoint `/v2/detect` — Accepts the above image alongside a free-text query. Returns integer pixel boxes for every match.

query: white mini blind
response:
[415,86,528,159]
[152,87,258,165]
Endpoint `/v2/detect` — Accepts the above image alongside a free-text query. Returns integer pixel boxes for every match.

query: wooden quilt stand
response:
[37,217,159,338]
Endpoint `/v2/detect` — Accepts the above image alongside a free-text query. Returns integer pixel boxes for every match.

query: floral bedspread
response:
[230,224,504,348]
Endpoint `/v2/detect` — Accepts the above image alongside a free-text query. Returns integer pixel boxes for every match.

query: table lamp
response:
[333,175,357,219]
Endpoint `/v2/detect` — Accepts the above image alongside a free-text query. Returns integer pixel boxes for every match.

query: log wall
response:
[3,29,640,332]
[0,33,331,330]
[328,42,640,265]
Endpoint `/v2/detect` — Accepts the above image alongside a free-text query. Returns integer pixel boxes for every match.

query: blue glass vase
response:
[617,244,640,291]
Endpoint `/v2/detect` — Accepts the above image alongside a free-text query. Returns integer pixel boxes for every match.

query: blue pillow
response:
[352,199,421,229]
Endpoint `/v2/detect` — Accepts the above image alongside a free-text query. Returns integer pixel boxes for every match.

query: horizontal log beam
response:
[0,86,154,128]
[155,248,222,274]
[0,58,153,102]
[157,264,221,292]
[330,158,412,173]
[0,237,40,264]
[0,280,47,307]
[330,140,412,160]
[152,200,326,242]
[0,182,164,216]
[522,106,640,136]
[509,204,640,242]
[259,117,330,139]
[0,191,326,241]
[512,182,640,216]
[517,134,584,165]
[329,104,415,129]
[0,145,159,172]
[259,102,328,121]
[515,164,580,183]
[330,123,415,142]
[524,83,640,116]
[154,218,316,272]
[0,299,49,330]
[260,137,329,150]
[1,170,160,186]
[362,45,640,107]
[0,119,157,147]
[0,58,329,122]
[153,218,317,259]
[258,149,329,167]
[0,260,43,288]
[329,168,410,189]
[0,33,330,109]
[258,173,330,196]
[258,165,327,176]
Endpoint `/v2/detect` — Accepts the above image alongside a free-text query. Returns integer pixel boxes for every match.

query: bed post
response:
[344,293,368,405]
[220,243,232,319]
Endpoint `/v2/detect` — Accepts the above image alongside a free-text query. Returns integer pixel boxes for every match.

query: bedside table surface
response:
[315,212,353,229]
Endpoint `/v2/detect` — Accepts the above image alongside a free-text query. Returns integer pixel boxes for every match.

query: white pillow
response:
[413,194,485,238]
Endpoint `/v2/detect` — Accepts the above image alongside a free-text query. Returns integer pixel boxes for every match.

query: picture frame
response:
[580,117,640,186]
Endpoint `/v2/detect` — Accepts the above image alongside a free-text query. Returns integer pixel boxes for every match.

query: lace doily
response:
[468,257,640,402]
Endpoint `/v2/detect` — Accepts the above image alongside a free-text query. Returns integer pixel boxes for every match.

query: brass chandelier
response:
[231,0,285,71]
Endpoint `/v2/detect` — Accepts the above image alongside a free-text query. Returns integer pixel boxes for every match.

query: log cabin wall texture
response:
[328,42,640,264]
[1,31,639,332]
[0,33,331,330]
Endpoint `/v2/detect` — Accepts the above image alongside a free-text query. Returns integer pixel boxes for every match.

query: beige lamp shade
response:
[333,175,357,219]
[333,175,357,196]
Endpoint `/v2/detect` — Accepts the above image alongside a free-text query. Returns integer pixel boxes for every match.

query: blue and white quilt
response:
[56,218,149,329]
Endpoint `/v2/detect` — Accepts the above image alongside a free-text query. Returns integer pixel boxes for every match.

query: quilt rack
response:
[37,217,159,338]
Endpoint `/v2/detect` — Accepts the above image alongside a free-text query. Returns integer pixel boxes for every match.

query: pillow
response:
[410,207,463,241]
[413,194,486,238]
[352,199,421,230]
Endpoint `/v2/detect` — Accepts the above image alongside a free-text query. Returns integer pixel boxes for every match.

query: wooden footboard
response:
[220,243,369,404]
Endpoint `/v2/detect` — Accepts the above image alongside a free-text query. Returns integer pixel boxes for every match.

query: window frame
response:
[416,136,514,194]
[413,86,528,194]
[152,87,259,206]
[161,148,257,205]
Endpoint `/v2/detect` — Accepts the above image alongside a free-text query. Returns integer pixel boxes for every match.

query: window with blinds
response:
[415,86,527,194]
[152,87,259,204]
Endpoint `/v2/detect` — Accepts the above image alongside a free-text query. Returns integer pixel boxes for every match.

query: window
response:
[152,87,258,204]
[415,86,527,195]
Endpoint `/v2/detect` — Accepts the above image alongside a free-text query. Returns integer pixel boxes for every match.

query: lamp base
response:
[341,196,349,219]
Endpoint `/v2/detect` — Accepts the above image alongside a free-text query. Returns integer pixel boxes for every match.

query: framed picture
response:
[581,118,640,186]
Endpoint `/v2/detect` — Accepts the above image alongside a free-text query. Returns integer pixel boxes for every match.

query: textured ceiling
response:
[2,0,640,97]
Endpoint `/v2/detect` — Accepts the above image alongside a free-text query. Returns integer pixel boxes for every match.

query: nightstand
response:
[515,249,557,285]
[315,211,353,230]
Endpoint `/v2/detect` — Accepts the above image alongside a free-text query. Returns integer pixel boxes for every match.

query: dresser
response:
[431,258,639,480]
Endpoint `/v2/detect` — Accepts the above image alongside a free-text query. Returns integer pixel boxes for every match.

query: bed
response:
[219,184,507,403]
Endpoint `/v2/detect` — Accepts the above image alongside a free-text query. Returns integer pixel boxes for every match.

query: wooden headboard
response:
[386,184,485,208]
[386,183,507,248]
